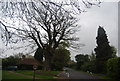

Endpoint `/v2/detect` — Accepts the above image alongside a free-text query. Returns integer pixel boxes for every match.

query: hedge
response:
[107,57,120,79]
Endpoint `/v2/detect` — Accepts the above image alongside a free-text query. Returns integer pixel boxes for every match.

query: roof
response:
[18,58,40,65]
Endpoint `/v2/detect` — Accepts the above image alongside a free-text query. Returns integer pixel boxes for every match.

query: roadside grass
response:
[36,70,62,79]
[16,70,53,79]
[16,70,62,79]
[2,70,32,79]
[3,70,62,79]
[37,70,62,75]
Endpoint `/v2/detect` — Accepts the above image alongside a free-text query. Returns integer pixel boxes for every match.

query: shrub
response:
[107,57,120,79]
[81,61,96,73]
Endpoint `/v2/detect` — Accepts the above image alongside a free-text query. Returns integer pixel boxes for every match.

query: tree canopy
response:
[75,54,89,69]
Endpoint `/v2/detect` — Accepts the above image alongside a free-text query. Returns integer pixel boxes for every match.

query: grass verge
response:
[2,70,32,79]
[3,70,62,79]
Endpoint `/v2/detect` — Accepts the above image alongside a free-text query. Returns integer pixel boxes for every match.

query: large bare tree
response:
[0,0,101,70]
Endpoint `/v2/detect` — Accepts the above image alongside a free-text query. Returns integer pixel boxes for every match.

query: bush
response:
[107,57,120,79]
[95,60,107,73]
[2,56,19,69]
[81,61,96,73]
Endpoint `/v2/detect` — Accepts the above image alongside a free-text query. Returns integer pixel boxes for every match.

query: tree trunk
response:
[44,55,52,71]
[43,45,54,71]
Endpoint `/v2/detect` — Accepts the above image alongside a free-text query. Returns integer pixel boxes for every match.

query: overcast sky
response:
[70,1,118,60]
[0,0,119,61]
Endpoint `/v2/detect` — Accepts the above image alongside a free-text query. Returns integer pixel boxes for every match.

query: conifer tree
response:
[94,26,113,73]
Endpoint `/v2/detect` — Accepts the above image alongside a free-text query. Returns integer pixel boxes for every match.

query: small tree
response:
[110,46,117,57]
[75,54,89,70]
[89,51,96,61]
[52,48,70,70]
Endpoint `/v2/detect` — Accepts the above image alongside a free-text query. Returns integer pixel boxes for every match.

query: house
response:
[18,55,41,70]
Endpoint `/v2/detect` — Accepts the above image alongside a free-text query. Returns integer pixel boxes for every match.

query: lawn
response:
[2,70,62,79]
[2,70,32,79]
[16,70,62,79]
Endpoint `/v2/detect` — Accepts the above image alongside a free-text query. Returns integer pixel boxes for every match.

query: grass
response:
[2,70,32,79]
[16,70,53,79]
[36,70,62,79]
[2,70,62,79]
[15,70,33,76]
[16,70,62,79]
[37,70,62,75]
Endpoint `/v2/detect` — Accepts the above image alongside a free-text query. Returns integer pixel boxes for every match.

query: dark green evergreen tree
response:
[94,26,113,73]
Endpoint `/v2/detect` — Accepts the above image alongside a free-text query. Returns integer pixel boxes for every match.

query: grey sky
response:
[70,1,118,60]
[0,1,119,61]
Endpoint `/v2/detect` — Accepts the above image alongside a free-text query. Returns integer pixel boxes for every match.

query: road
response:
[58,67,109,81]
